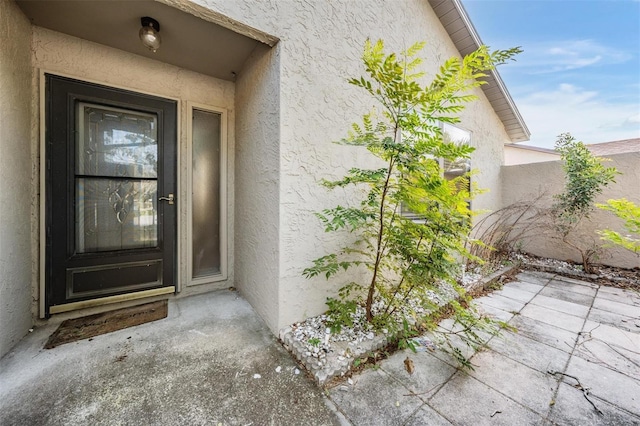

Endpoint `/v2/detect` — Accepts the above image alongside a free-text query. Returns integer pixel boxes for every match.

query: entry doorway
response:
[45,75,177,315]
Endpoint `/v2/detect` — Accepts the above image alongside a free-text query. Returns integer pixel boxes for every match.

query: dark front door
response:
[45,75,177,314]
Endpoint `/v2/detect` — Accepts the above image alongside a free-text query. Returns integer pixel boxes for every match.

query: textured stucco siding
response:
[501,153,640,269]
[234,44,282,332]
[0,1,33,358]
[30,27,236,317]
[188,0,513,331]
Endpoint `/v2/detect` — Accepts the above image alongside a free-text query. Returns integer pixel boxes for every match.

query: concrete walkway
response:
[0,290,345,426]
[328,271,640,425]
[1,271,639,425]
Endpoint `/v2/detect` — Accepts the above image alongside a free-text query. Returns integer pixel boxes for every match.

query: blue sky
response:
[461,0,640,148]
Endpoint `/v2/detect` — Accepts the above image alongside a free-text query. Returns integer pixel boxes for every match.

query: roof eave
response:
[429,0,531,142]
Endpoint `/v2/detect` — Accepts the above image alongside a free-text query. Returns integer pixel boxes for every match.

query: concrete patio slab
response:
[519,303,586,333]
[404,405,453,425]
[529,293,591,317]
[549,382,640,426]
[328,271,639,424]
[593,296,640,318]
[552,276,600,288]
[2,270,639,426]
[475,294,526,313]
[0,290,344,426]
[538,285,595,306]
[492,286,538,303]
[327,368,423,426]
[597,286,640,306]
[514,272,555,286]
[587,307,640,333]
[509,315,578,352]
[426,333,482,368]
[487,330,571,374]
[435,317,460,332]
[574,337,640,381]
[467,350,557,416]
[379,350,456,397]
[565,355,640,416]
[584,320,640,352]
[437,317,497,340]
[547,280,599,296]
[428,372,545,425]
[476,303,515,322]
[508,280,546,294]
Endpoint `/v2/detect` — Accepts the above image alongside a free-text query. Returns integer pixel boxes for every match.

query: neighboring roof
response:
[428,0,530,143]
[586,138,640,156]
[504,143,559,165]
[505,144,559,155]
[505,137,640,158]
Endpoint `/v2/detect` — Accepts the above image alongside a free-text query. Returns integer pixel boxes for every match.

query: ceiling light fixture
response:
[139,17,161,53]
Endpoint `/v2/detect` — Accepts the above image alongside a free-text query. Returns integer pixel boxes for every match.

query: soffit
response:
[428,0,530,142]
[16,0,276,82]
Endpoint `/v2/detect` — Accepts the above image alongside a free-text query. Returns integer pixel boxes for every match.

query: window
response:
[442,123,471,197]
[401,123,472,219]
[188,104,228,284]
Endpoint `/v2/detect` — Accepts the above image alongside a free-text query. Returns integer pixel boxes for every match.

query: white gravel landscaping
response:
[280,264,516,385]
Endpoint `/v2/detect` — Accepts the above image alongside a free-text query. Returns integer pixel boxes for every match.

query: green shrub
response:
[597,198,640,255]
[303,40,520,366]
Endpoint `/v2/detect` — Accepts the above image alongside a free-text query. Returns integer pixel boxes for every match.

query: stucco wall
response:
[187,0,514,331]
[30,27,237,317]
[0,1,33,358]
[501,153,640,269]
[234,44,282,332]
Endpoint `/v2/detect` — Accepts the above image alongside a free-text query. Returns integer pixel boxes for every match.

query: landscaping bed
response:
[279,265,518,386]
[511,252,639,290]
[281,254,638,386]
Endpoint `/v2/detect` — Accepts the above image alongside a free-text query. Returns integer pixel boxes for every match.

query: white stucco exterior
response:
[1,0,522,357]
[501,153,640,269]
[234,43,282,332]
[0,0,34,358]
[180,0,513,329]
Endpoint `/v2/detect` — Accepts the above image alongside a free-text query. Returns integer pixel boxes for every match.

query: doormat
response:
[44,300,168,349]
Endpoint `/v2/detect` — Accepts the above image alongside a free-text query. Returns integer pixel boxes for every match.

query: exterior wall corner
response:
[0,0,34,358]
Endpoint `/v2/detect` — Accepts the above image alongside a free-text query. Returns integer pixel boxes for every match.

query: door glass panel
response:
[75,102,159,253]
[192,109,221,278]
[77,103,157,178]
[76,179,157,253]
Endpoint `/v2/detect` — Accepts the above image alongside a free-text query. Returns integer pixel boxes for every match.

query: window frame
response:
[186,102,228,286]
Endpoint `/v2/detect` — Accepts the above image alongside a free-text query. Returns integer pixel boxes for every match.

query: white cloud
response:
[514,40,632,73]
[527,83,598,104]
[627,112,640,124]
[517,84,640,148]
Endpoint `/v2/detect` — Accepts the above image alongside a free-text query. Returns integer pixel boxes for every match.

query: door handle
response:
[159,193,175,205]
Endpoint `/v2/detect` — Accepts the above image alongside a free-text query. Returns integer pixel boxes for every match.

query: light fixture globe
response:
[139,17,161,53]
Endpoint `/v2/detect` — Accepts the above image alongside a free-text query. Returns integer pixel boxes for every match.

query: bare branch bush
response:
[469,193,549,265]
[470,194,609,274]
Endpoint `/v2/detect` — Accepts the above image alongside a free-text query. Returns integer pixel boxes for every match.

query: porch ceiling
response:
[16,0,273,82]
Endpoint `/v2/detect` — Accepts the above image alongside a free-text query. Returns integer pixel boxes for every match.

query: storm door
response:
[45,75,177,314]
